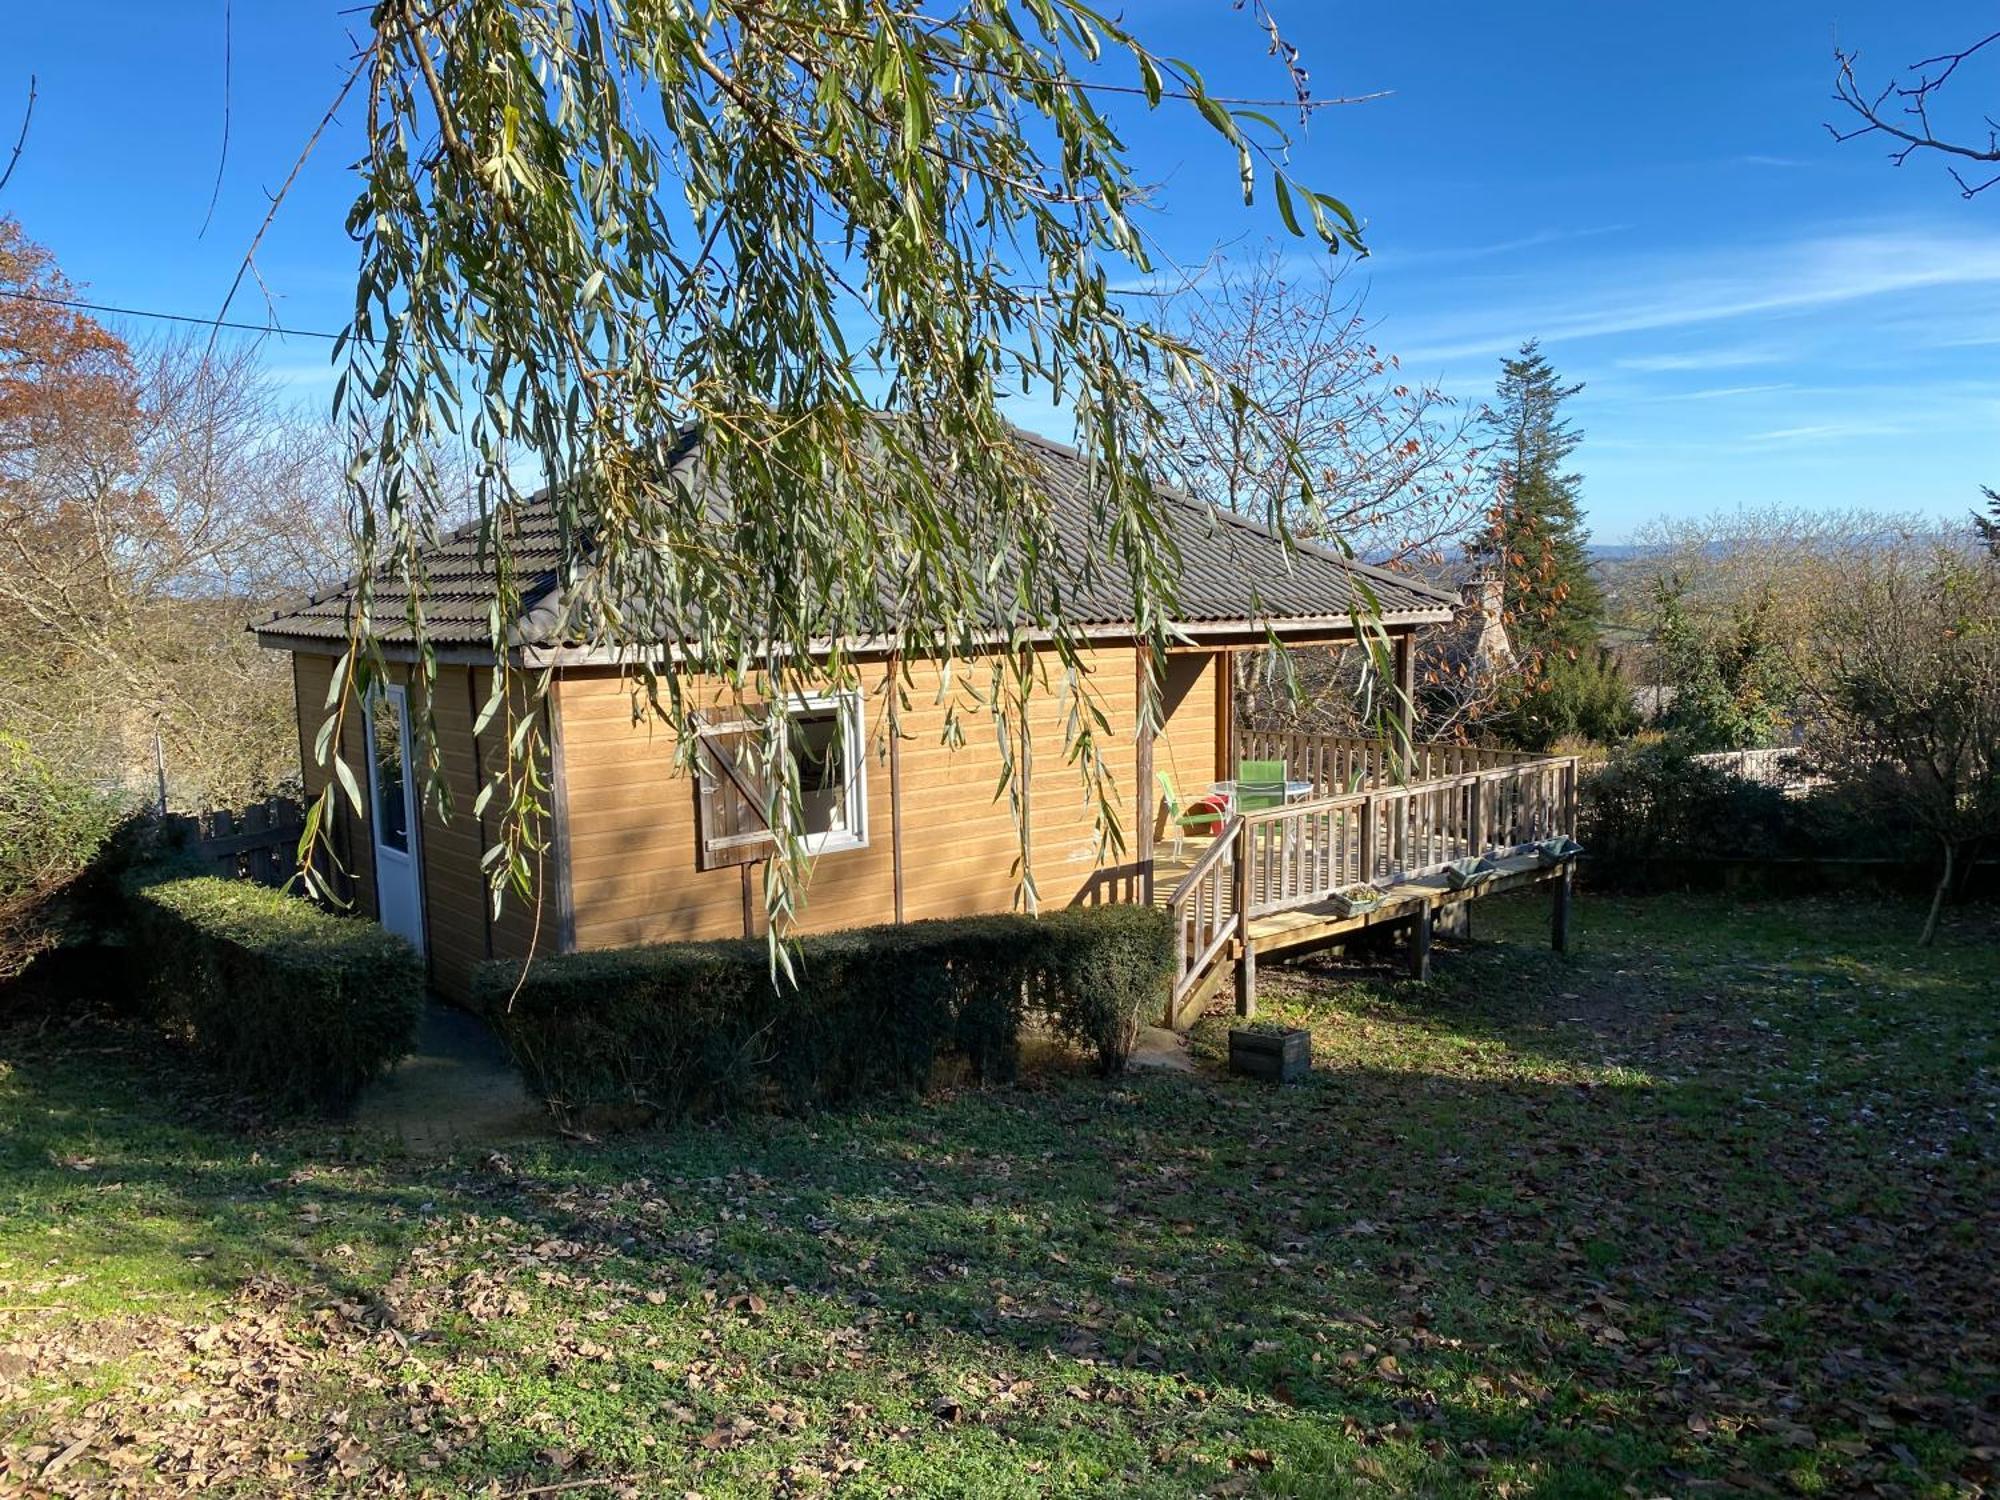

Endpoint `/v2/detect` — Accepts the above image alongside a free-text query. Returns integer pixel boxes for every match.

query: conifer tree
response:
[1975,486,2000,556]
[1473,340,1604,652]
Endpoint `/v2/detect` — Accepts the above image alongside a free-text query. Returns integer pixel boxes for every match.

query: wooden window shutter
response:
[691,714,776,871]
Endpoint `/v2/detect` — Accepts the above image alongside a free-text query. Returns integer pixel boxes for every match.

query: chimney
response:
[1462,571,1513,670]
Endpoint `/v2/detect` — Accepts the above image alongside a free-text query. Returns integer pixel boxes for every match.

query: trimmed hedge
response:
[1582,742,1792,870]
[124,867,424,1113]
[473,904,1172,1122]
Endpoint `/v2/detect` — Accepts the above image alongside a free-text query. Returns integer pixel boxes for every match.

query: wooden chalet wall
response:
[555,645,1226,952]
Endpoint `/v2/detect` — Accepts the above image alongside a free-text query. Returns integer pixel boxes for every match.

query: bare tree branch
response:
[1829,32,2000,198]
[0,75,34,196]
[198,0,233,237]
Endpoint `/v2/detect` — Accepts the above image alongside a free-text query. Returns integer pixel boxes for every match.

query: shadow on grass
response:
[3,892,1994,1495]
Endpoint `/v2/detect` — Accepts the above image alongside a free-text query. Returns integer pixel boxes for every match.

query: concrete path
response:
[355,1003,549,1152]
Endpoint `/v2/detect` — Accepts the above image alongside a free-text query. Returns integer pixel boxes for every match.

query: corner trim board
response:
[467,665,495,960]
[546,675,578,954]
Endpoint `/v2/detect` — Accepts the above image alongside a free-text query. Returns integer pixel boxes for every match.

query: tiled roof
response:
[252,426,1457,650]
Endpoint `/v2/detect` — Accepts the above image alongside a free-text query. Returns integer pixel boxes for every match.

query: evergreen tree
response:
[1975,486,2000,556]
[1649,577,1795,751]
[1473,340,1605,652]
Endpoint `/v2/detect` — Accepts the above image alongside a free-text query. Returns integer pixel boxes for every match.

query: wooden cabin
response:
[253,429,1578,1017]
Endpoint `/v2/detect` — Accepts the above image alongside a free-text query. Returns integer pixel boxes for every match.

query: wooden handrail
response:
[1237,727,1545,792]
[1165,813,1244,1018]
[1235,761,1551,825]
[1164,812,1240,905]
[1163,750,1580,1022]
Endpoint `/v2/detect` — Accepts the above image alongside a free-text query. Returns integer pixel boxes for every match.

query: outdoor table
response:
[1207,779,1314,812]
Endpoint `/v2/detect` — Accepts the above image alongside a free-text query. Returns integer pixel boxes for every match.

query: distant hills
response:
[1588,542,1652,562]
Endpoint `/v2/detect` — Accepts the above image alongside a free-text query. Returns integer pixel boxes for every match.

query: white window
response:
[788,693,869,854]
[693,692,868,868]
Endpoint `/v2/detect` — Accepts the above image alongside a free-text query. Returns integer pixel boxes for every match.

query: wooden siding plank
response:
[553,647,1221,950]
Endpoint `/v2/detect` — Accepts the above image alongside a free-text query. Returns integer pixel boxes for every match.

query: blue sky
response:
[6,2,1997,540]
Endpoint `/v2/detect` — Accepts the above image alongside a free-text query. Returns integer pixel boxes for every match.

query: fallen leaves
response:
[3,893,1995,1495]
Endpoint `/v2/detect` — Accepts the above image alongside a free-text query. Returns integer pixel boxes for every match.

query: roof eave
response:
[513,609,1454,670]
[249,627,521,666]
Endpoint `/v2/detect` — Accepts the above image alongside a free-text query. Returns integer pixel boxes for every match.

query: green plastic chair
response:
[1235,757,1287,813]
[1158,771,1225,858]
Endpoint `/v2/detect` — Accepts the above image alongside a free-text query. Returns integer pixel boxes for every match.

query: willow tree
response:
[315,1,1374,930]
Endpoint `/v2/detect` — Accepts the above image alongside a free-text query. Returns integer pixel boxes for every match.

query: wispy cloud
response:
[1744,421,1909,444]
[1395,223,2000,364]
[1615,343,1790,372]
[1363,223,1630,271]
[1735,154,1813,169]
[1134,223,1635,297]
[1659,382,1795,402]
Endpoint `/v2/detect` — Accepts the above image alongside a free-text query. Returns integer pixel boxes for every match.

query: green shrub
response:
[1502,651,1639,752]
[0,734,128,984]
[1582,741,1791,870]
[1649,576,1797,751]
[1027,905,1173,1069]
[474,905,1172,1123]
[123,867,424,1112]
[1582,742,1934,887]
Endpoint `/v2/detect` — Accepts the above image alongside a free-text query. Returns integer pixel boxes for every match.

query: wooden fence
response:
[1689,746,1824,795]
[163,797,305,888]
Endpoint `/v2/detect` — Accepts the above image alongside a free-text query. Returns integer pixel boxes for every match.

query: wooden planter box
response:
[1444,856,1496,892]
[1229,1026,1312,1084]
[1327,885,1385,918]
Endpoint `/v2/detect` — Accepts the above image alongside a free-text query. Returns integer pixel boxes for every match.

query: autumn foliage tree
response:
[1152,248,1493,744]
[0,215,354,807]
[1153,248,1482,568]
[0,219,135,459]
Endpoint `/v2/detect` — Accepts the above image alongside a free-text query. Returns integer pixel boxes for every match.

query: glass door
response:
[364,684,426,955]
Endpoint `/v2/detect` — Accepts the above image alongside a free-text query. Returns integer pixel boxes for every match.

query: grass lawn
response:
[2,891,1995,1497]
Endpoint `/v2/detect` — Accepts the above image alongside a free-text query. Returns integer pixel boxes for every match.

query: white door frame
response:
[363,683,427,957]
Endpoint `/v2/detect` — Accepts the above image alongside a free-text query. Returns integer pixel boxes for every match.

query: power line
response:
[0,273,1192,354]
[0,287,346,343]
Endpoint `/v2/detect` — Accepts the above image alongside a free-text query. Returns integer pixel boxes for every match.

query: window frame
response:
[788,690,870,857]
[692,690,869,869]
[362,682,415,857]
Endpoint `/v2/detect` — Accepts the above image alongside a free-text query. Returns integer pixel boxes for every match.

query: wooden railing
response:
[1168,819,1240,1016]
[1237,728,1542,794]
[1164,754,1579,1018]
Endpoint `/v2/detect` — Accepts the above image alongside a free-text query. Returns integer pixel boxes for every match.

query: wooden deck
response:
[1153,842,1561,936]
[1147,735,1583,1029]
[1151,840,1576,1028]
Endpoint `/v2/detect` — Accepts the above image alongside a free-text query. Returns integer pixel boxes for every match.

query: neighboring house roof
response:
[252,425,1458,656]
